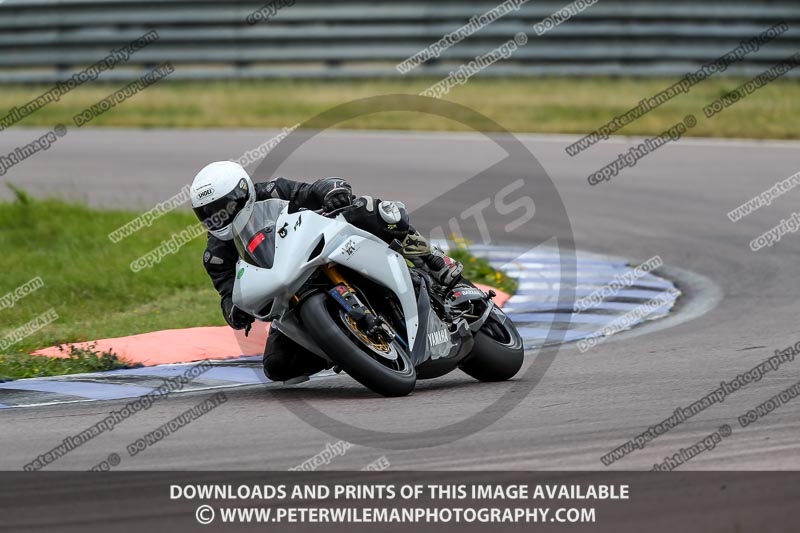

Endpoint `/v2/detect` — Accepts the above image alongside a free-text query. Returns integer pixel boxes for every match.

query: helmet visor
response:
[193,178,250,231]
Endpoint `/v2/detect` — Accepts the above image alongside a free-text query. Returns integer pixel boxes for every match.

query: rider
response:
[190,161,463,382]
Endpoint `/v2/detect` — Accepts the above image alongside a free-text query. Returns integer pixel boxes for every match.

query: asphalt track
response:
[2,128,800,473]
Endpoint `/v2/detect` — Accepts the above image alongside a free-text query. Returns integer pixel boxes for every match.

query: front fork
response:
[319,265,394,342]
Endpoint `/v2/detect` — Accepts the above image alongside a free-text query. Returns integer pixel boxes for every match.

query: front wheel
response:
[299,292,416,397]
[460,311,524,382]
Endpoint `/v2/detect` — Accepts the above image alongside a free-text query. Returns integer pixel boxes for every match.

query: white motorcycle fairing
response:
[231,200,421,352]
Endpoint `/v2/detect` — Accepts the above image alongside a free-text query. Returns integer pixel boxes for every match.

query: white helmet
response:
[190,161,255,241]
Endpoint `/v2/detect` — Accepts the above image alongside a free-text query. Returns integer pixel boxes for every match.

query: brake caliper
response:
[328,284,394,341]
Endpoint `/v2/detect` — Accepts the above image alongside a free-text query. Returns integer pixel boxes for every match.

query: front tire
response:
[460,312,524,382]
[299,292,416,397]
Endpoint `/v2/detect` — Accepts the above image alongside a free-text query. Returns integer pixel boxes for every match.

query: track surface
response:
[2,128,799,471]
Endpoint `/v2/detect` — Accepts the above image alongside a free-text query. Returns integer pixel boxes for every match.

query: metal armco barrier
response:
[1,0,799,82]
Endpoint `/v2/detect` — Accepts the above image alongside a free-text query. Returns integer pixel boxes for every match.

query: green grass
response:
[450,240,518,295]
[2,77,799,139]
[0,189,222,379]
[0,344,132,381]
[0,190,513,379]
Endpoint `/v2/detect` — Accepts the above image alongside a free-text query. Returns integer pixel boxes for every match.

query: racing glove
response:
[222,296,254,330]
[323,187,353,213]
[310,177,353,213]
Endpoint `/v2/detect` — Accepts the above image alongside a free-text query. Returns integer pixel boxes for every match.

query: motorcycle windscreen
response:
[232,199,284,269]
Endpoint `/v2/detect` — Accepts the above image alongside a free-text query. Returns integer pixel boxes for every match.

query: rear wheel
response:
[460,311,524,382]
[299,292,416,397]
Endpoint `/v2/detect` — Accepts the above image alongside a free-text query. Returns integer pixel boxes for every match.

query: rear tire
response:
[460,313,524,382]
[299,292,416,397]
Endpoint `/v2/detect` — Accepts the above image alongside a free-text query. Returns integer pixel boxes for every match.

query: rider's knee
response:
[263,351,298,381]
[263,333,328,381]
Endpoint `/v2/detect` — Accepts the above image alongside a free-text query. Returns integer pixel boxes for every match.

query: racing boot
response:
[421,246,464,288]
[401,231,464,289]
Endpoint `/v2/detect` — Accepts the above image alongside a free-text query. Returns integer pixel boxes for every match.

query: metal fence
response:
[1,0,799,82]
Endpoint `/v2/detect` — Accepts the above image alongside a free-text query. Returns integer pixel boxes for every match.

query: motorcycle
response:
[231,198,524,397]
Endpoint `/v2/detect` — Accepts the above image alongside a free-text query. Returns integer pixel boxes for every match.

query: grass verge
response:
[0,344,132,381]
[450,239,518,295]
[0,190,513,379]
[1,77,798,139]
